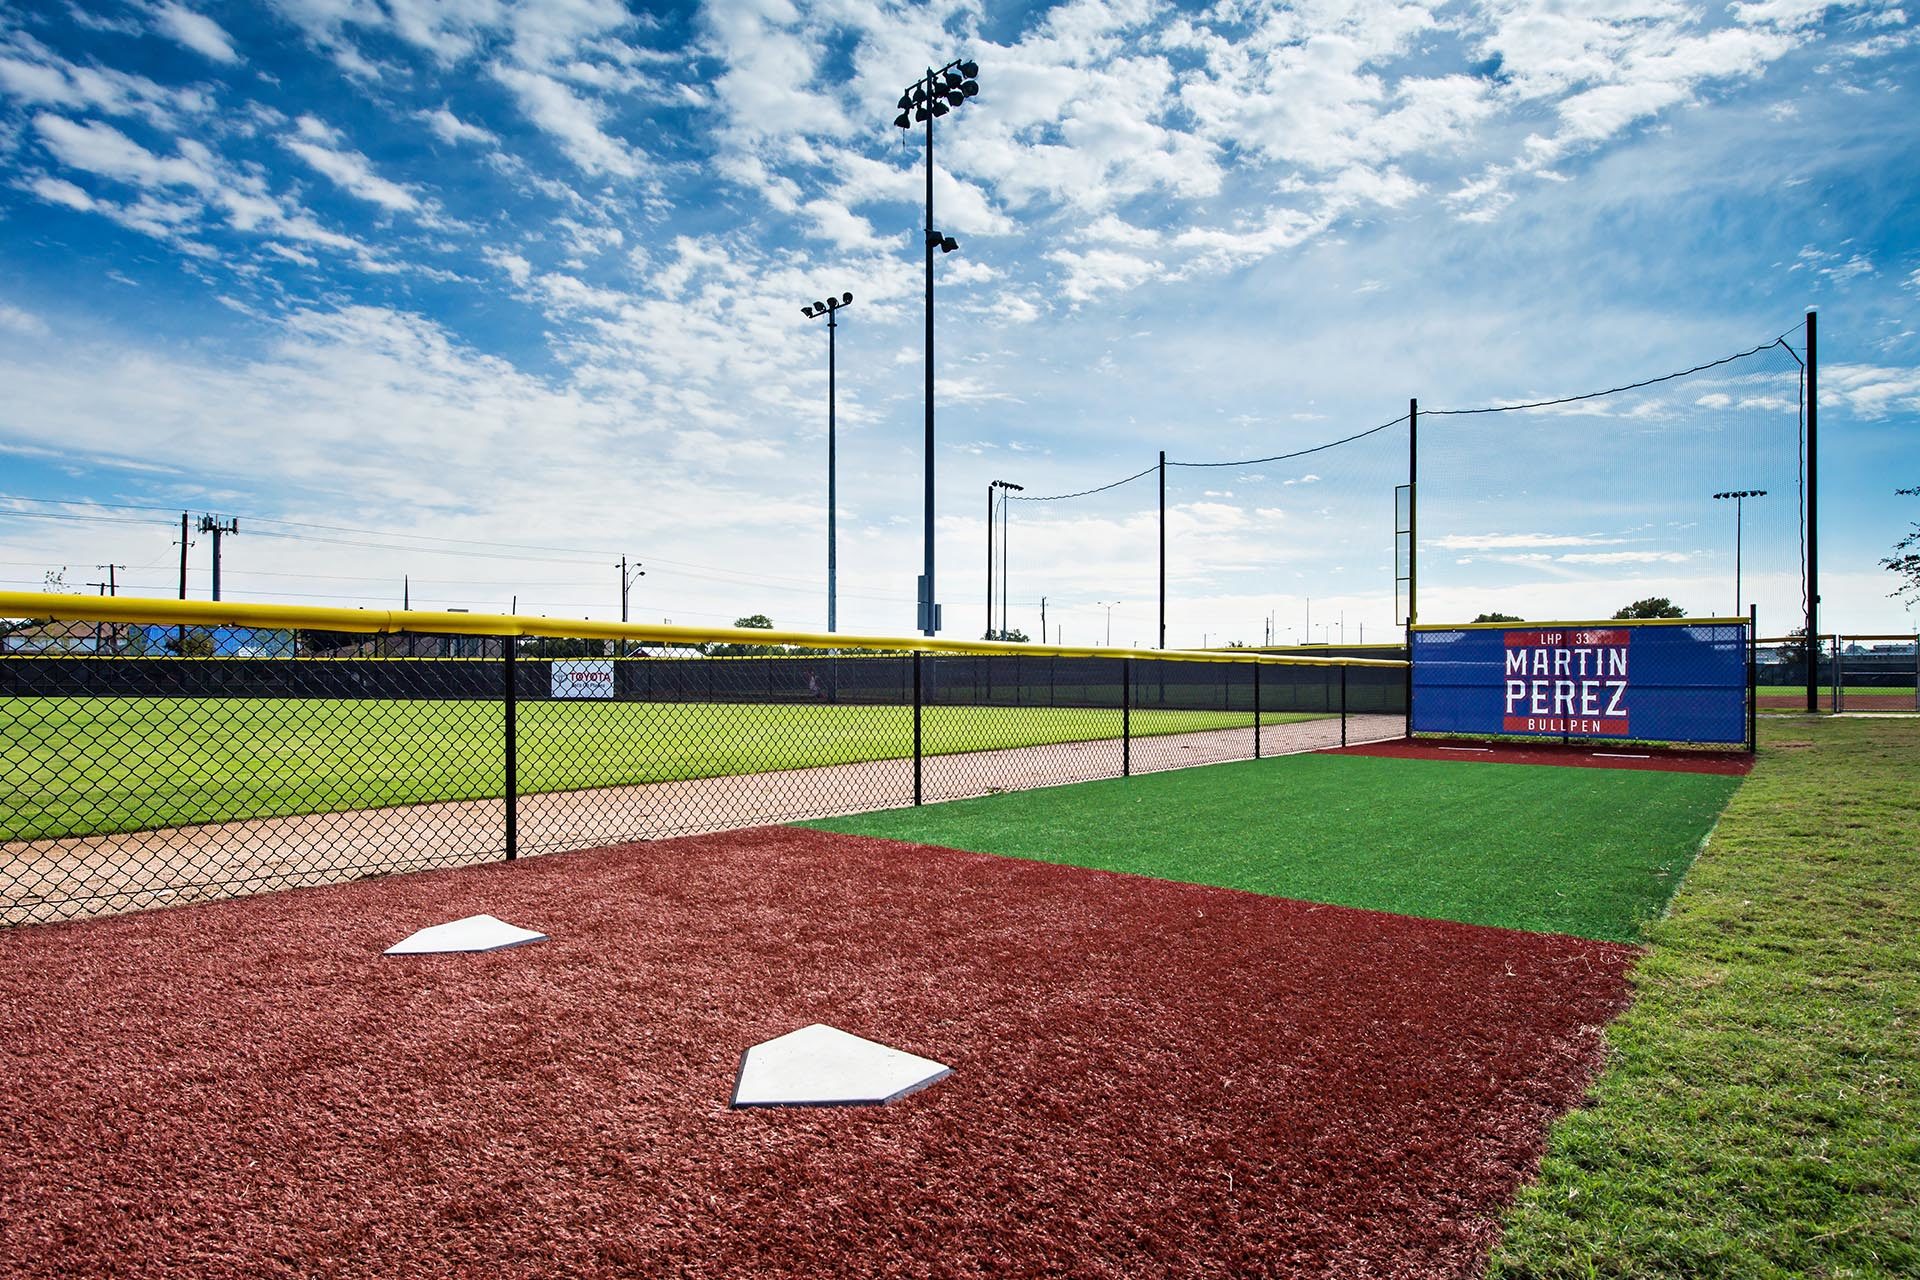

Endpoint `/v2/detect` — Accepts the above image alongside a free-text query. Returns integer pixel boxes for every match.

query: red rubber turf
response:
[0,825,1634,1278]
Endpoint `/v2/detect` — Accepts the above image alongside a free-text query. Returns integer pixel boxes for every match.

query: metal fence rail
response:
[0,593,1407,926]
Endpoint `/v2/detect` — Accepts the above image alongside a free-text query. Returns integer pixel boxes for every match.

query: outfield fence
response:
[0,592,1407,925]
[1754,634,1919,713]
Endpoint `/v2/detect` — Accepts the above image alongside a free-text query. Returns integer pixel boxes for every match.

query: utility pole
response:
[177,512,190,599]
[1040,596,1047,644]
[1158,449,1166,649]
[87,564,124,653]
[618,557,645,657]
[197,514,239,601]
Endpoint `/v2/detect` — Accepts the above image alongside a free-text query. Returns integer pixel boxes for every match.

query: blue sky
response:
[0,0,1915,646]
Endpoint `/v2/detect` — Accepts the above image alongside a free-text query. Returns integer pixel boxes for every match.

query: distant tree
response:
[1883,486,1919,604]
[42,567,68,593]
[297,628,368,656]
[709,614,778,657]
[1613,597,1686,620]
[521,636,605,658]
[983,628,1029,643]
[1472,611,1524,624]
[168,627,216,657]
[1224,639,1249,648]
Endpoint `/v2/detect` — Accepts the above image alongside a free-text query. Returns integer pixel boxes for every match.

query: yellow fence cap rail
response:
[0,592,1409,669]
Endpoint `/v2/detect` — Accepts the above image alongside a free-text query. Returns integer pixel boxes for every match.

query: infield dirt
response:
[1,823,1630,1279]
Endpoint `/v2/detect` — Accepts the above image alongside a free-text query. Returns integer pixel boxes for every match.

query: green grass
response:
[806,752,1740,942]
[1491,715,1920,1279]
[1758,684,1916,699]
[0,697,1318,841]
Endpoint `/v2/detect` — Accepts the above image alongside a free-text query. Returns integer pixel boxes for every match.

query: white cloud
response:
[493,64,644,178]
[484,247,533,286]
[33,114,219,193]
[0,302,49,336]
[1435,533,1631,550]
[1045,246,1163,303]
[419,106,498,147]
[151,4,241,64]
[1820,363,1920,419]
[285,121,420,211]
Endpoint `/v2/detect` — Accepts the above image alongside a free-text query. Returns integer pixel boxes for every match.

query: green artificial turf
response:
[1491,714,1920,1279]
[806,752,1742,942]
[0,697,1318,840]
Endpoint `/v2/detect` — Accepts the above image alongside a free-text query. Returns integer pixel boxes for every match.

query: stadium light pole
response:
[1713,490,1767,616]
[987,479,1022,638]
[801,292,854,632]
[893,56,981,636]
[1096,600,1119,647]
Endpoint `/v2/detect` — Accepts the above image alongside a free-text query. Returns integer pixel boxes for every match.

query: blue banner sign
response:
[1412,621,1748,745]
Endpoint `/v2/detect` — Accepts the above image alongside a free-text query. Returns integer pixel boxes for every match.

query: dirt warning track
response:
[1,824,1630,1279]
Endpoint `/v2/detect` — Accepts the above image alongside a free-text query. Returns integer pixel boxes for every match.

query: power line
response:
[1008,465,1157,503]
[1167,414,1409,468]
[1422,338,1788,416]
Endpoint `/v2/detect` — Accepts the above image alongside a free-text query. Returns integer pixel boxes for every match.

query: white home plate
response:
[731,1024,951,1108]
[383,914,546,955]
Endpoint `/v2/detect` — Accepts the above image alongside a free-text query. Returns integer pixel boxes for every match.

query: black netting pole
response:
[503,637,518,861]
[1748,605,1758,754]
[1122,658,1132,777]
[1341,665,1349,747]
[1806,310,1819,713]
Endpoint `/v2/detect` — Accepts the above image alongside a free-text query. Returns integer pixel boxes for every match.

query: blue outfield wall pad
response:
[1411,619,1750,746]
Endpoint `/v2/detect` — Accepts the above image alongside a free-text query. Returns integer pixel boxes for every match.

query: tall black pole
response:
[922,67,937,636]
[1158,449,1166,649]
[985,484,994,638]
[1805,309,1818,713]
[177,512,188,600]
[210,523,222,601]
[1000,485,1010,639]
[1407,398,1418,629]
[827,304,838,634]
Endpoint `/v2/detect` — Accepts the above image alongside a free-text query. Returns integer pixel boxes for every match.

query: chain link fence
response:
[1754,633,1920,713]
[1,598,1407,926]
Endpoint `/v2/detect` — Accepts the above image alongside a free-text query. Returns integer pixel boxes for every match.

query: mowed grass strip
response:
[1492,715,1920,1279]
[806,752,1740,941]
[0,697,1318,841]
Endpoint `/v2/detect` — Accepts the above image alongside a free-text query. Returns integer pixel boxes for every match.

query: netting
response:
[1164,417,1409,649]
[1000,466,1160,648]
[1417,331,1808,633]
[1004,416,1410,651]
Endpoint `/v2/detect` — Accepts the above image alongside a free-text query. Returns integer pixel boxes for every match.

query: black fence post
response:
[1747,605,1758,755]
[1405,631,1416,740]
[1253,662,1262,760]
[503,636,518,861]
[912,650,923,806]
[1122,657,1132,777]
[1341,665,1349,747]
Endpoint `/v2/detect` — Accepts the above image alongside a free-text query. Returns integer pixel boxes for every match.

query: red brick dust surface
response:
[1328,736,1754,776]
[0,826,1635,1279]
